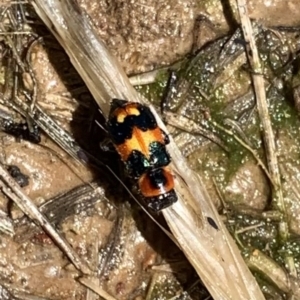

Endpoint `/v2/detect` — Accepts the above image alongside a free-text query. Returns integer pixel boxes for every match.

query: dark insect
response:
[2,120,41,144]
[7,165,29,187]
[207,216,218,230]
[107,99,177,211]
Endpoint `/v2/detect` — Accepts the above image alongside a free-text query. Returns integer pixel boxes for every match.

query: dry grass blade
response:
[0,209,14,235]
[31,0,265,298]
[0,162,90,275]
[79,277,117,300]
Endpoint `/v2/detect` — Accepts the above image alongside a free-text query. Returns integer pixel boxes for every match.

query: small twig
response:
[0,31,32,35]
[9,1,29,4]
[236,1,286,233]
[223,118,253,146]
[129,69,165,86]
[235,222,265,234]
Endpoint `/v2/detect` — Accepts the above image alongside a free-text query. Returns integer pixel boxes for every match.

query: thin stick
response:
[236,1,286,222]
[235,223,265,234]
[236,0,295,277]
[0,163,91,275]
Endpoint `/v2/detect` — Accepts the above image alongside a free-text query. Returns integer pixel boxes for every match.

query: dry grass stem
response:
[0,163,91,275]
[236,0,285,216]
[129,69,164,86]
[236,0,295,278]
[79,277,117,300]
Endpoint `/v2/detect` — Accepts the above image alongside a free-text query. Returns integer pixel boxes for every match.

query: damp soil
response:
[0,1,299,300]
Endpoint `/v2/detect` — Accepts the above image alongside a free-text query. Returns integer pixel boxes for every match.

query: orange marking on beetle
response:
[108,100,178,211]
[116,126,165,161]
[112,103,140,123]
[138,168,174,198]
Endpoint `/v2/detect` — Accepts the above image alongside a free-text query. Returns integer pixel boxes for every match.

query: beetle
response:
[107,99,177,211]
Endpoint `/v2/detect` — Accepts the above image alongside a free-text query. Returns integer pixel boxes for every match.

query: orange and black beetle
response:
[107,99,177,211]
